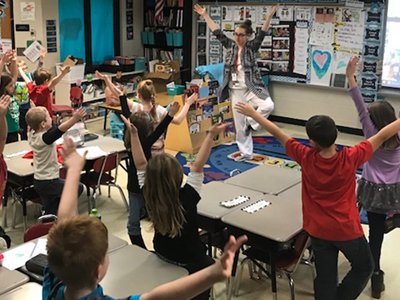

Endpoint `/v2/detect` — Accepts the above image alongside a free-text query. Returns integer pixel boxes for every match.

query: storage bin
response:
[173,32,183,47]
[134,57,146,71]
[166,32,174,46]
[167,84,185,96]
[56,63,86,82]
[141,32,149,44]
[110,112,125,140]
[148,32,155,45]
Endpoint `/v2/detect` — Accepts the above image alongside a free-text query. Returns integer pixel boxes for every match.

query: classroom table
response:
[224,165,301,195]
[2,136,126,229]
[0,282,42,300]
[101,245,188,298]
[197,181,263,255]
[0,267,29,295]
[222,186,303,300]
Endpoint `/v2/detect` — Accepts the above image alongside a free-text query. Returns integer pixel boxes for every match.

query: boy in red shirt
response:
[18,64,71,117]
[236,102,400,300]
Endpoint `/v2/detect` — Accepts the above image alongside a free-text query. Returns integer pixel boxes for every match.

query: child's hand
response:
[185,93,198,106]
[60,137,87,171]
[1,50,13,64]
[235,102,256,117]
[95,70,107,80]
[17,59,27,70]
[29,100,36,108]
[209,122,229,136]
[60,65,71,74]
[0,95,11,116]
[215,235,248,280]
[168,101,181,117]
[194,4,207,16]
[346,56,359,79]
[72,107,86,121]
[120,115,138,135]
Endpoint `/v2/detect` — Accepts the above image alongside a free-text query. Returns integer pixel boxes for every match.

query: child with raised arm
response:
[346,56,400,298]
[43,137,247,299]
[236,101,400,300]
[0,95,12,249]
[25,106,86,215]
[123,114,228,300]
[124,102,180,248]
[18,63,71,117]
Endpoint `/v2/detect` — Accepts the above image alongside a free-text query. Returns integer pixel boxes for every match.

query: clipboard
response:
[119,95,131,118]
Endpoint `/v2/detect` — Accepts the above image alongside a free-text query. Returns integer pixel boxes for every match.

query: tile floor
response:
[2,118,399,299]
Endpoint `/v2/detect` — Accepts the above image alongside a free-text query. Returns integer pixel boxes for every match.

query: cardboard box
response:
[145,60,181,93]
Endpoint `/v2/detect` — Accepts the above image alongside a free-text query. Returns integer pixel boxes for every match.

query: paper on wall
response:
[294,27,309,75]
[20,2,35,21]
[309,22,334,46]
[23,40,46,63]
[310,47,333,87]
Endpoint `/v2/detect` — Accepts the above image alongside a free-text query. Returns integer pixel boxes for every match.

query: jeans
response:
[311,235,374,300]
[367,211,386,272]
[127,191,144,236]
[34,178,84,215]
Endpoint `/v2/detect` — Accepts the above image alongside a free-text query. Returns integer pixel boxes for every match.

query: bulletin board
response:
[196,0,385,102]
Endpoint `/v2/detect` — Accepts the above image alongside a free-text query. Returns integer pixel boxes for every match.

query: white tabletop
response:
[198,181,263,220]
[101,245,188,298]
[222,188,302,242]
[108,234,128,253]
[4,135,126,177]
[224,165,301,195]
[0,267,29,295]
[0,282,42,299]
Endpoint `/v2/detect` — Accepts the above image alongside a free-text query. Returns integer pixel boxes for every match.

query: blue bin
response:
[167,84,185,96]
[166,32,174,46]
[148,32,155,45]
[134,57,146,71]
[110,112,125,141]
[173,32,183,47]
[141,32,149,44]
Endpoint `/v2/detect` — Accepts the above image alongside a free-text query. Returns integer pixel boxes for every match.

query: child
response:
[346,56,400,299]
[43,137,247,300]
[235,101,400,300]
[0,94,12,249]
[18,63,71,117]
[124,102,180,249]
[25,106,86,215]
[132,79,198,155]
[0,50,20,143]
[123,114,227,300]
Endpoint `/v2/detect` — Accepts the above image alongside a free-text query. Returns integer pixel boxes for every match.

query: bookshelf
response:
[142,0,192,82]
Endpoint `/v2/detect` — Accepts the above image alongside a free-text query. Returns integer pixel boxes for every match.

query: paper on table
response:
[76,146,107,160]
[3,238,48,270]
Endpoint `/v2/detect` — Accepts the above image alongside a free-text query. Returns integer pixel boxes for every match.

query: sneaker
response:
[234,153,253,162]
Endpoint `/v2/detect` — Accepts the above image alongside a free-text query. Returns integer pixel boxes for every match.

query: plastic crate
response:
[167,84,185,96]
[110,112,125,140]
[134,57,146,71]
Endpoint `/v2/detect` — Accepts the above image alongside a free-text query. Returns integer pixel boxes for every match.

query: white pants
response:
[231,89,274,157]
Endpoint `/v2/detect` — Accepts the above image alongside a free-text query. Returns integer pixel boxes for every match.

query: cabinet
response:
[165,94,235,154]
[142,0,192,82]
[54,70,145,106]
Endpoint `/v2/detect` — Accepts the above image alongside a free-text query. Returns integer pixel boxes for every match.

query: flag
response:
[154,0,165,26]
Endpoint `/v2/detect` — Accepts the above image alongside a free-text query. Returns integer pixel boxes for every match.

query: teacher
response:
[194,4,277,161]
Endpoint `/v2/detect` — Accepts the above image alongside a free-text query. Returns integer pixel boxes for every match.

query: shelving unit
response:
[142,0,192,82]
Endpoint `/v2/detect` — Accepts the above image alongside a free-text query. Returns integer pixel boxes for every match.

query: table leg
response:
[103,108,109,135]
[270,251,278,300]
[1,193,7,228]
[22,179,28,231]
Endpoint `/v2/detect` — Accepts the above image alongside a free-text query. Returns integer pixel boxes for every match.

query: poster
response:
[310,47,333,86]
[334,22,364,52]
[332,52,352,74]
[309,22,334,46]
[20,2,35,21]
[294,28,309,75]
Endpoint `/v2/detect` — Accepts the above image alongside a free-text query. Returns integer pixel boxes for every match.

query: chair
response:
[80,153,129,212]
[234,231,315,300]
[10,185,42,230]
[24,217,57,242]
[52,104,74,124]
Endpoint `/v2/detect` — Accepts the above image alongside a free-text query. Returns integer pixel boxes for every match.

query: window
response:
[382,1,400,88]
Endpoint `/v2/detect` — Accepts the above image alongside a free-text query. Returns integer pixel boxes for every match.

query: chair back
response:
[93,153,120,186]
[286,230,310,273]
[24,222,55,242]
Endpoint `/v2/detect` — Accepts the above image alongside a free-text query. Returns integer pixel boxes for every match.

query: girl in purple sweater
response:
[347,56,400,299]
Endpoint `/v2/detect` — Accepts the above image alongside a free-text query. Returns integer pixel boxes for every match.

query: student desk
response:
[2,137,126,229]
[0,267,29,295]
[224,165,301,195]
[222,188,302,300]
[101,245,188,298]
[197,181,263,255]
[0,282,42,299]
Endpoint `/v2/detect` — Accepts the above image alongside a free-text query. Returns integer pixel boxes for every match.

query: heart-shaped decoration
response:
[312,50,332,79]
